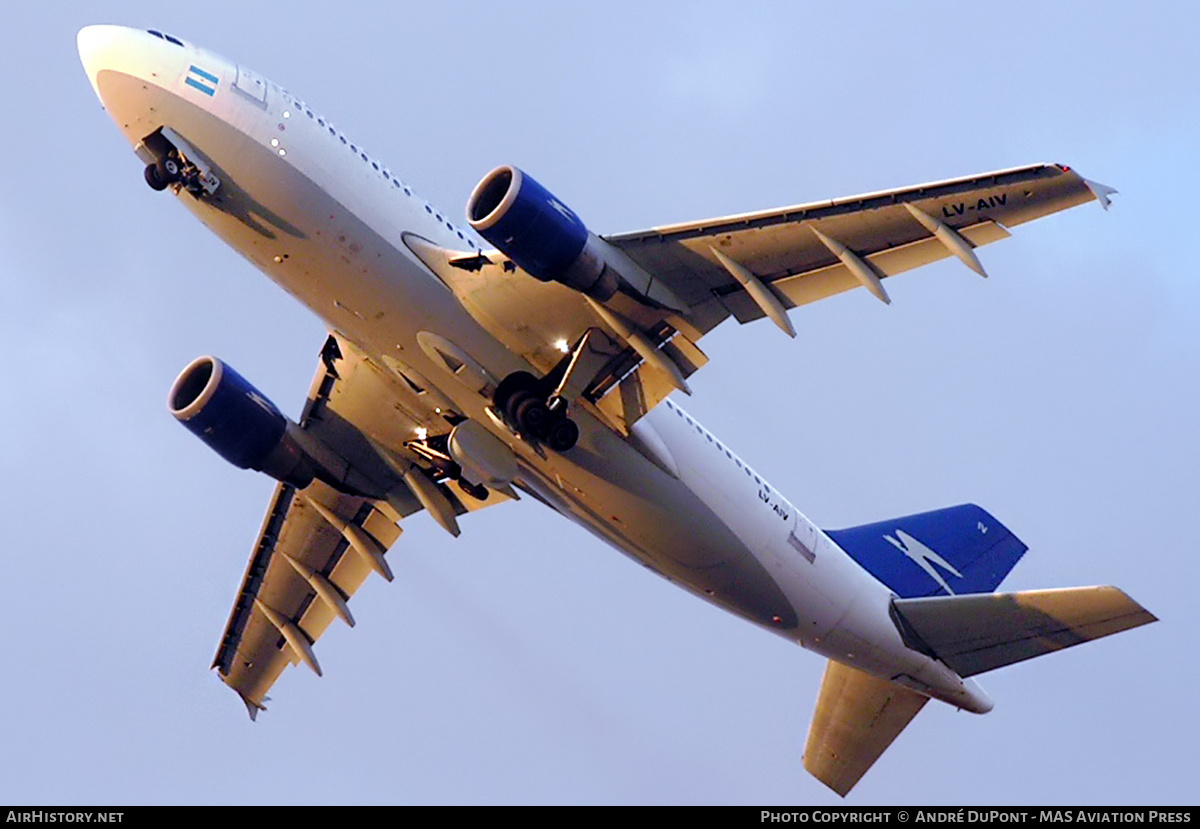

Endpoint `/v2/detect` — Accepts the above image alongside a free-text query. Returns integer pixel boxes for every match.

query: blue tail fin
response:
[825,504,1027,598]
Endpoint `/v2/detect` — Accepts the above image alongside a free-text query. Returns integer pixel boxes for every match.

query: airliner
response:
[78,24,1154,796]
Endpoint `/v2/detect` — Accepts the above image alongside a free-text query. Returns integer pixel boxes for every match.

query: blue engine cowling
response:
[168,356,315,488]
[466,165,616,299]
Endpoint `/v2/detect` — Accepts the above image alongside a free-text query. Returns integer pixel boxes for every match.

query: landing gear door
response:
[233,65,267,106]
[787,512,818,565]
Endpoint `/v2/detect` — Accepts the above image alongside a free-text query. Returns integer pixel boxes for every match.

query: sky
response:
[1,0,1197,806]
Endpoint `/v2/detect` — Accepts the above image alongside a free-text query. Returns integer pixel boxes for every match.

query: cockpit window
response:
[147,30,184,47]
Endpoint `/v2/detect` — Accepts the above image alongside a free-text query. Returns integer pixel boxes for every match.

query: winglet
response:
[1084,179,1118,211]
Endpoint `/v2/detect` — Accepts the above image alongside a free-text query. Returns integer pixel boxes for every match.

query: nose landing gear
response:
[137,127,220,197]
[143,150,209,195]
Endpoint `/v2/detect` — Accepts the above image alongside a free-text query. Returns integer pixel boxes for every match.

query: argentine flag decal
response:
[185,65,219,96]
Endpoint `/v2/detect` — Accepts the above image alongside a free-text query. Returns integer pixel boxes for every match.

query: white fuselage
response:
[79,25,991,714]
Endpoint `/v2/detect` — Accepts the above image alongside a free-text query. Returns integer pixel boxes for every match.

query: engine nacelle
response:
[169,356,315,488]
[467,165,618,300]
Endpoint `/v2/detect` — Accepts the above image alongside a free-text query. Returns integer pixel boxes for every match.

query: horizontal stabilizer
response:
[827,504,1027,598]
[892,587,1156,677]
[803,660,928,797]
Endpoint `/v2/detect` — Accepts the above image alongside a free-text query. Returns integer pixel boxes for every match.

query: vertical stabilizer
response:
[827,504,1026,598]
[803,660,928,797]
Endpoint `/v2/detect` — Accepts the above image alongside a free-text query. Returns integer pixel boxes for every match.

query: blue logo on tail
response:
[827,504,1027,598]
[883,530,964,595]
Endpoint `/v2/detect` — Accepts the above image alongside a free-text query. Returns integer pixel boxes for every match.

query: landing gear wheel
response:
[503,388,535,425]
[494,371,538,416]
[144,163,169,191]
[457,479,490,501]
[158,156,181,181]
[546,417,580,452]
[514,396,551,438]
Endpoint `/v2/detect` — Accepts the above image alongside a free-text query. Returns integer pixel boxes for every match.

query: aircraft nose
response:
[78,25,128,98]
[78,24,173,104]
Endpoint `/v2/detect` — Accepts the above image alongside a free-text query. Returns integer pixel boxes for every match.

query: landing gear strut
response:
[493,371,580,452]
[404,432,490,502]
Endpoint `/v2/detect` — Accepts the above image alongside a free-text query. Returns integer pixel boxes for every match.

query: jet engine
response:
[169,356,315,488]
[466,165,619,300]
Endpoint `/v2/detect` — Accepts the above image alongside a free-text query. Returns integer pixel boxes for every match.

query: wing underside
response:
[213,479,403,714]
[607,162,1104,332]
[213,335,510,715]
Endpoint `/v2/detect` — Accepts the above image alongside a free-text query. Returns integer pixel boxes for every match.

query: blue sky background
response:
[1,1,1196,805]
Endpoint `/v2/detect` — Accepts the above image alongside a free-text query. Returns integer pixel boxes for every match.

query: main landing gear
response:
[493,371,580,452]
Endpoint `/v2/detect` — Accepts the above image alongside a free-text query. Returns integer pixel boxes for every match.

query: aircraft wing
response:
[413,163,1110,435]
[212,335,513,716]
[605,163,1112,335]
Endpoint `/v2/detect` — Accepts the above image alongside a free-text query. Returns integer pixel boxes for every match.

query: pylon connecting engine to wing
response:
[466,165,683,310]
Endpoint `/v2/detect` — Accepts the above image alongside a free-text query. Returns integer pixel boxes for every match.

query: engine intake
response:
[467,165,617,300]
[169,356,315,488]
